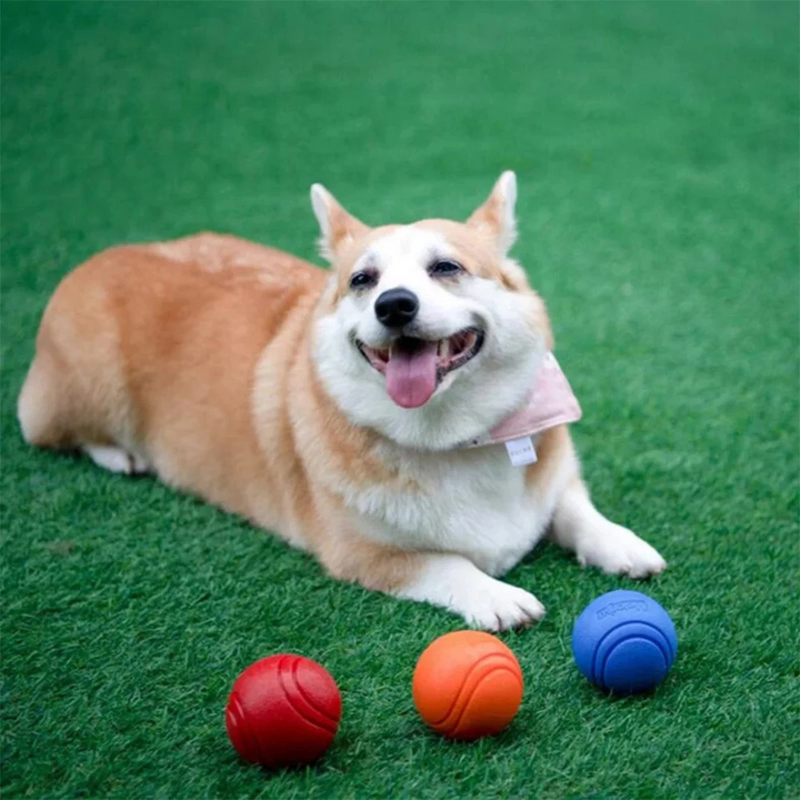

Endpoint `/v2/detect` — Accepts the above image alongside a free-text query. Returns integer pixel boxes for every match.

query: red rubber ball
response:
[225,654,341,769]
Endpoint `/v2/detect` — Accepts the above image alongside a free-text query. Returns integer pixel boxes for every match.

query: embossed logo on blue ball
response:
[596,599,648,620]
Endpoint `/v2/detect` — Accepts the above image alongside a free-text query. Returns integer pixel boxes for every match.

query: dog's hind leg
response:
[20,349,147,476]
[17,350,76,449]
[84,445,149,476]
[18,266,141,474]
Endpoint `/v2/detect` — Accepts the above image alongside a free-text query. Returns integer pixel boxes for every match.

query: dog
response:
[17,172,666,630]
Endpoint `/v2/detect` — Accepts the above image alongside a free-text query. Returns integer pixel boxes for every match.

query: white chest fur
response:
[341,440,562,576]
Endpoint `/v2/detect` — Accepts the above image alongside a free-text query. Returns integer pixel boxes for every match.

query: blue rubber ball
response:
[571,590,677,695]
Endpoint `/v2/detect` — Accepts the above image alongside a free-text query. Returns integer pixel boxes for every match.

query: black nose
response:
[374,288,419,328]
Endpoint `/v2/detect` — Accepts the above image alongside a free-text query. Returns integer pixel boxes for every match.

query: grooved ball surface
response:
[225,654,341,768]
[571,590,678,695]
[412,631,524,740]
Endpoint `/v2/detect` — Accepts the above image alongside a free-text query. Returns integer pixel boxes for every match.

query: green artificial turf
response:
[2,2,799,798]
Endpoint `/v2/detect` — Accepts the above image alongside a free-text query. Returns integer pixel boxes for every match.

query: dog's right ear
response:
[466,171,518,257]
[310,184,370,263]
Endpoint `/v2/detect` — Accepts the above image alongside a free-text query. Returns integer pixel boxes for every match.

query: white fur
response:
[355,228,474,346]
[310,183,361,262]
[493,170,518,255]
[466,170,518,257]
[85,445,148,475]
[310,184,333,260]
[306,174,667,629]
[314,226,546,450]
[377,442,665,628]
[396,476,665,629]
[551,483,667,578]
[344,437,572,575]
[397,553,545,631]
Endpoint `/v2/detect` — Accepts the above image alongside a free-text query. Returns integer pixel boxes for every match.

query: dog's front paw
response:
[398,554,546,631]
[461,581,546,632]
[577,523,667,579]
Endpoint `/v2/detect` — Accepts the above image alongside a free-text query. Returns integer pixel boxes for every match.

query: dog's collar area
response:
[457,352,582,450]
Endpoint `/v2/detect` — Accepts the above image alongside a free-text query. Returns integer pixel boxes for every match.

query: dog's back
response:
[18,233,326,523]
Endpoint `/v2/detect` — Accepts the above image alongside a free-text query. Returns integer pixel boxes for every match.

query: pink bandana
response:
[460,352,582,449]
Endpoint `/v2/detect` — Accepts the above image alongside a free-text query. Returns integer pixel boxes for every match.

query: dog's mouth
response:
[356,327,485,409]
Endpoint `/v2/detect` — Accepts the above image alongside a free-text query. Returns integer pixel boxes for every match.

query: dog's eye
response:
[429,260,464,277]
[349,270,378,291]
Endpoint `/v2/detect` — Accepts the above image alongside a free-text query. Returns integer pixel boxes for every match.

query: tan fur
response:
[19,178,665,627]
[18,231,443,576]
[23,229,557,569]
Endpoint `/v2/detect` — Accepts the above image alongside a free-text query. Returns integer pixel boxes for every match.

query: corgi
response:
[17,172,666,630]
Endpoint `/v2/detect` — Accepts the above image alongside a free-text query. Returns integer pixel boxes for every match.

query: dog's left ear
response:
[310,184,370,263]
[466,171,517,257]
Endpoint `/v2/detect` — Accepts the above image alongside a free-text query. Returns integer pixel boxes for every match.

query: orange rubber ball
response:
[412,631,524,740]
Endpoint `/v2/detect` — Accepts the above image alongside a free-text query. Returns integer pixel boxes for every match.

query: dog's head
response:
[312,172,553,450]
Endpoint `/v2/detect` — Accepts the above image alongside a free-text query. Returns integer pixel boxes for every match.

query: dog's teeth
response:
[439,338,450,361]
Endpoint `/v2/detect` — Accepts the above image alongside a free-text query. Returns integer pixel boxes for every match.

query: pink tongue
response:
[385,341,438,408]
